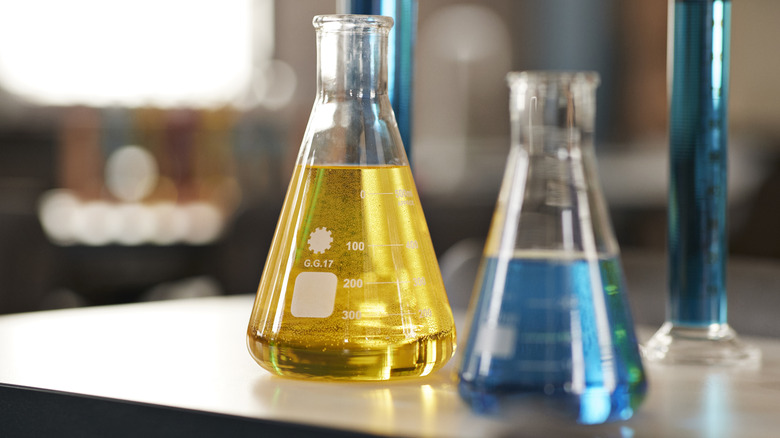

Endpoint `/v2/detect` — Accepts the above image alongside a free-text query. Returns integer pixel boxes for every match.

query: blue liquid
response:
[457,256,646,424]
[668,0,731,326]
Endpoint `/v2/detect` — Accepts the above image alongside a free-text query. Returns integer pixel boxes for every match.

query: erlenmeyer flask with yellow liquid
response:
[247,15,456,380]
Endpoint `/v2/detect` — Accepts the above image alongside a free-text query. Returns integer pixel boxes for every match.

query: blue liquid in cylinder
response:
[457,256,646,424]
[668,0,731,326]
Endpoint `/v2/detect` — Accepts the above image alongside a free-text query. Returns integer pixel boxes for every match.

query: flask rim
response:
[506,71,600,87]
[313,14,394,33]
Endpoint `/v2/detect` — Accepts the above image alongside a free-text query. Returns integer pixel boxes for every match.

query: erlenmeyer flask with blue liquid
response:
[456,72,646,424]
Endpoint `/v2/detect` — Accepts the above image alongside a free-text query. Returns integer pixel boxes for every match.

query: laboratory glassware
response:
[246,15,456,381]
[456,72,647,424]
[643,0,760,365]
[338,0,417,163]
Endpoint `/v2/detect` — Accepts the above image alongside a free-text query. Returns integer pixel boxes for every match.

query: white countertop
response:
[1,294,778,437]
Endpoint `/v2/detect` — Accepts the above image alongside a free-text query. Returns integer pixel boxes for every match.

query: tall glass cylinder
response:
[644,0,760,365]
[456,72,646,424]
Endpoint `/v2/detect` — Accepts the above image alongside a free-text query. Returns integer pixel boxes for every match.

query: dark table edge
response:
[0,382,392,438]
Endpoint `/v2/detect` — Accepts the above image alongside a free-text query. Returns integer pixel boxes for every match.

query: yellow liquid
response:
[247,164,456,380]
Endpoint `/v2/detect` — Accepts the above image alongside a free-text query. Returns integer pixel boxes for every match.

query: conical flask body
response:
[247,15,455,380]
[456,72,646,423]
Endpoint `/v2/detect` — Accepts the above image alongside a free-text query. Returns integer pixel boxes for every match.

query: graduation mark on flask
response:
[359,188,415,206]
[345,240,420,251]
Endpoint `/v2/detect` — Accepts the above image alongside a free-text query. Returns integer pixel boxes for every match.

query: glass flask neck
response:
[491,71,617,258]
[507,71,599,149]
[303,15,406,167]
[314,15,392,100]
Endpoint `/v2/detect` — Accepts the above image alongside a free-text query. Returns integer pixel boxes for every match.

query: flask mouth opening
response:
[313,14,394,33]
[507,71,600,87]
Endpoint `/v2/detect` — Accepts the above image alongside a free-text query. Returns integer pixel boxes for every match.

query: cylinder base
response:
[643,322,761,366]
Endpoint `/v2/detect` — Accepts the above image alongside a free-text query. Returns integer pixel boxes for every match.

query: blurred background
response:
[0,0,778,315]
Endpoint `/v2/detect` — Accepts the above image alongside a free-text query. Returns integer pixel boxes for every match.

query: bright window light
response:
[0,0,258,107]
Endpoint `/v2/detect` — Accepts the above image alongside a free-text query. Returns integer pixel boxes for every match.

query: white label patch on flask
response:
[474,325,516,358]
[291,272,338,318]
